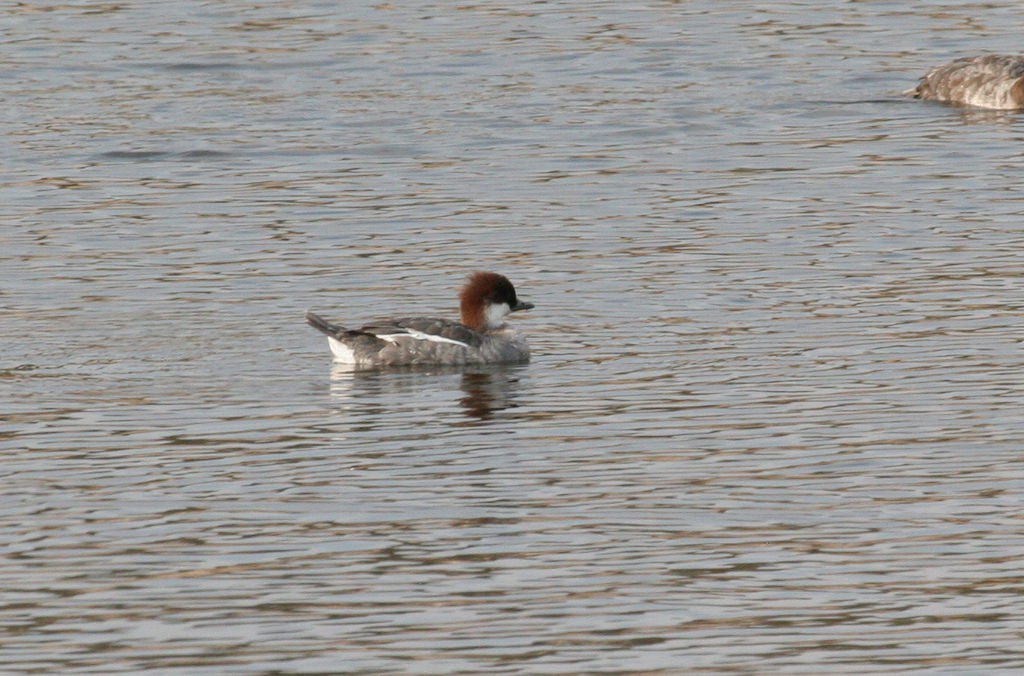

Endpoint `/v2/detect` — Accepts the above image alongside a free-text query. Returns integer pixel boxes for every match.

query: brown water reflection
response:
[326,364,529,422]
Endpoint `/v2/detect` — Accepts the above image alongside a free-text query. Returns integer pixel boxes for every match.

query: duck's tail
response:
[305,311,347,337]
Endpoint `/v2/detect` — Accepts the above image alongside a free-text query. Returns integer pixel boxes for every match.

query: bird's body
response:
[910,55,1024,109]
[306,272,532,368]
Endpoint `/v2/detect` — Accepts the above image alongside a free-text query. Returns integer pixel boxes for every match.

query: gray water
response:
[3,1,1023,672]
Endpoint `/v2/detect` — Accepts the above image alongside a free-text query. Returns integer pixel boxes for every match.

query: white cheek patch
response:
[484,302,511,329]
[378,329,470,349]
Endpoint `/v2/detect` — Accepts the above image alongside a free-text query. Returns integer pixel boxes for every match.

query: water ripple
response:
[2,0,1024,672]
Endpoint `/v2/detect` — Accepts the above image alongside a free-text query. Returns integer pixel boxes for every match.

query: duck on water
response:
[909,55,1024,110]
[306,272,533,368]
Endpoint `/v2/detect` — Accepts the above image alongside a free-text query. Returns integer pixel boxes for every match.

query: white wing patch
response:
[378,328,470,348]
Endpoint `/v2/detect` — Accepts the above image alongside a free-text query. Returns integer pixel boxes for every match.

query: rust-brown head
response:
[459,272,533,331]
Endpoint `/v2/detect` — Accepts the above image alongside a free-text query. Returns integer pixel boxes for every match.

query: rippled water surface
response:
[3,1,1024,672]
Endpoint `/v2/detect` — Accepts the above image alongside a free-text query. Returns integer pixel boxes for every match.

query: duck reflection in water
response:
[327,363,527,421]
[457,368,524,420]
